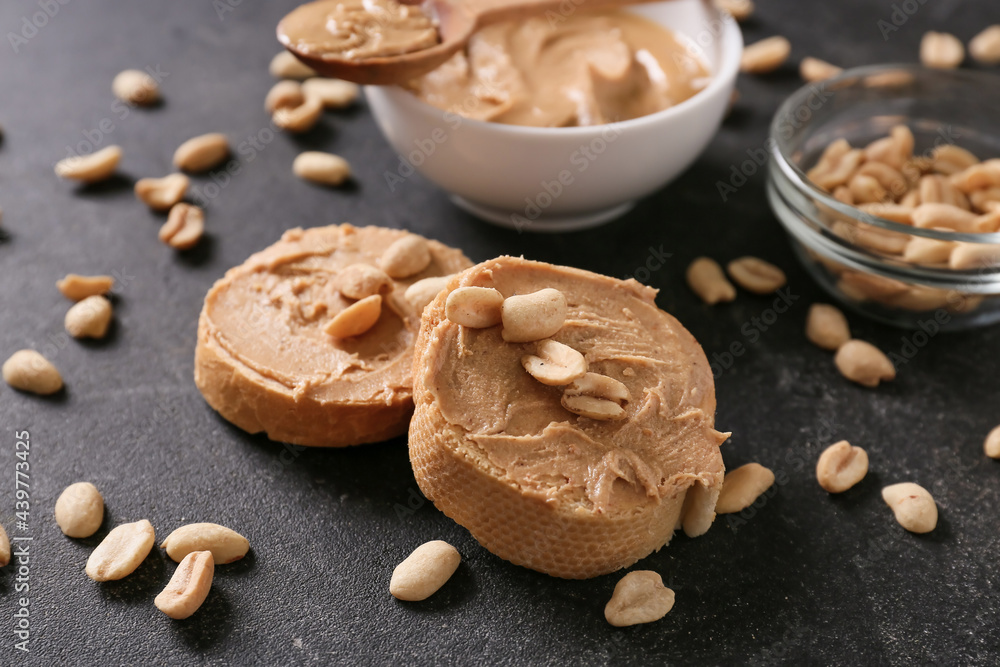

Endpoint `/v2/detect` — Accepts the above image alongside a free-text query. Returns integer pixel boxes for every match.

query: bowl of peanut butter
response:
[364,0,743,231]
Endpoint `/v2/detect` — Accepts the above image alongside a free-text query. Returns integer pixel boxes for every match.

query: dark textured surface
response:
[1,1,998,665]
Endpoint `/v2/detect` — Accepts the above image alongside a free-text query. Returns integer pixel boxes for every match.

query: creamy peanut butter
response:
[280,0,440,61]
[407,12,710,127]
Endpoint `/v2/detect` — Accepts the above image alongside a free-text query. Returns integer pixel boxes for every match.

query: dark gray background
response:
[1,0,997,665]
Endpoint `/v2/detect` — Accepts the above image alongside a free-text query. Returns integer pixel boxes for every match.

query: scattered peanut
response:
[686,257,736,305]
[2,350,63,395]
[293,151,351,186]
[501,288,568,343]
[815,441,868,493]
[336,264,392,300]
[54,482,104,538]
[173,133,229,173]
[159,203,205,250]
[86,519,155,581]
[264,80,304,113]
[269,50,317,79]
[325,294,382,338]
[800,57,842,82]
[112,69,160,106]
[161,523,250,564]
[969,25,1000,65]
[446,286,504,328]
[0,524,9,568]
[522,339,588,386]
[57,274,113,301]
[301,77,360,109]
[65,295,113,339]
[805,303,851,351]
[881,482,937,533]
[404,275,451,312]
[984,425,1000,459]
[389,540,461,601]
[714,0,753,22]
[740,36,791,74]
[561,372,630,421]
[54,145,122,183]
[604,571,675,627]
[833,340,895,387]
[380,235,432,279]
[920,31,965,69]
[154,551,214,620]
[715,463,775,514]
[726,257,786,294]
[273,94,323,133]
[134,173,189,211]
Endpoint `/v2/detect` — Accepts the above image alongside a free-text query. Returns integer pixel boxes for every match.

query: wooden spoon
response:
[278,0,668,86]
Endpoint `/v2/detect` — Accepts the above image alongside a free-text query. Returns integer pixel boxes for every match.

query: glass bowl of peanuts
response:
[768,64,1000,330]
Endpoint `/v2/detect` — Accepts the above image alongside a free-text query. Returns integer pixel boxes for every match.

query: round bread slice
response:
[409,257,728,578]
[195,224,471,447]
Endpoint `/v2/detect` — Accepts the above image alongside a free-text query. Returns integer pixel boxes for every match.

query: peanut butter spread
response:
[418,257,727,514]
[280,0,439,61]
[194,224,471,447]
[407,12,710,127]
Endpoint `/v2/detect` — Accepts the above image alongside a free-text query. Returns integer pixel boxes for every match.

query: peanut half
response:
[522,339,588,386]
[390,540,461,601]
[680,481,721,538]
[800,57,842,83]
[134,173,189,211]
[159,203,204,250]
[404,275,451,313]
[65,295,113,339]
[301,77,359,109]
[86,519,155,581]
[984,425,1000,459]
[969,25,1000,65]
[714,0,753,22]
[920,31,965,69]
[154,551,214,620]
[336,264,392,300]
[605,571,675,627]
[325,295,382,338]
[55,145,122,183]
[264,80,304,113]
[293,151,351,186]
[57,274,114,301]
[931,145,979,176]
[501,288,568,343]
[686,257,736,305]
[740,36,791,74]
[161,523,250,564]
[561,372,630,421]
[834,340,895,387]
[274,94,323,133]
[805,303,851,351]
[727,256,786,294]
[380,235,432,279]
[815,441,868,493]
[54,482,104,538]
[949,243,1000,270]
[270,50,317,80]
[715,463,775,514]
[881,482,937,533]
[173,133,229,173]
[2,350,63,395]
[446,286,504,328]
[112,69,160,106]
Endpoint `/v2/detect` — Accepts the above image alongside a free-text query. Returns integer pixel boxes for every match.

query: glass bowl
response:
[767,64,1000,330]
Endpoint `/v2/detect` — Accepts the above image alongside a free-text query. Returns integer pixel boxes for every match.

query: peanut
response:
[301,77,359,109]
[918,174,969,210]
[832,221,908,255]
[380,235,432,279]
[974,209,1000,233]
[154,551,214,620]
[848,173,887,204]
[969,25,1000,65]
[805,303,850,351]
[134,173,189,211]
[64,295,113,339]
[404,276,451,313]
[864,126,913,170]
[857,203,915,225]
[604,571,675,627]
[912,203,978,232]
[264,80,304,113]
[0,524,8,567]
[932,145,979,176]
[833,340,895,387]
[807,140,865,190]
[799,57,842,82]
[715,463,775,514]
[446,286,504,328]
[159,203,204,250]
[740,36,791,74]
[970,188,1000,214]
[274,94,323,133]
[173,133,229,172]
[521,339,588,386]
[726,256,787,294]
[680,481,721,538]
[2,350,63,395]
[389,540,461,601]
[269,50,317,79]
[858,162,908,199]
[561,372,630,421]
[292,151,351,186]
[882,482,937,533]
[903,236,955,265]
[54,482,104,538]
[86,519,155,581]
[714,0,753,22]
[57,274,113,301]
[815,441,868,493]
[832,186,854,205]
[160,523,250,564]
[336,264,392,300]
[686,257,736,305]
[950,160,1000,192]
[501,288,568,343]
[112,69,160,106]
[54,145,122,183]
[948,243,1000,270]
[920,31,965,69]
[984,425,1000,459]
[325,294,382,338]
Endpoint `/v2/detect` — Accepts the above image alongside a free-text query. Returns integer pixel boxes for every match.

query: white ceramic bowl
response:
[365,0,743,232]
